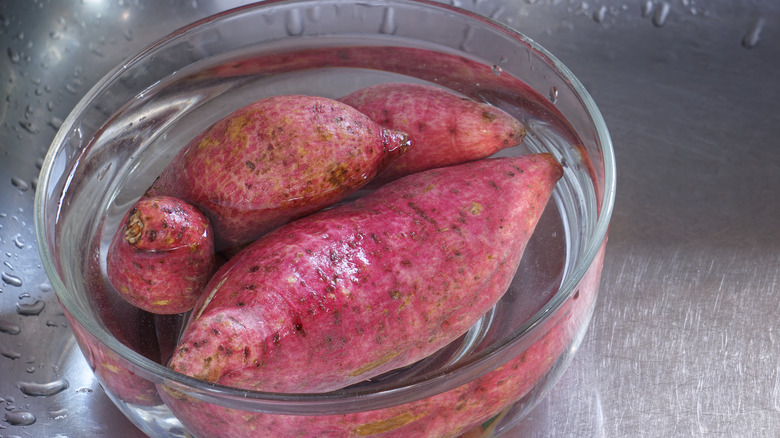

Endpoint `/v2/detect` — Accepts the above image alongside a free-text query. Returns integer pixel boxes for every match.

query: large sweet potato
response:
[106,195,215,314]
[340,83,526,184]
[146,95,410,251]
[167,153,562,393]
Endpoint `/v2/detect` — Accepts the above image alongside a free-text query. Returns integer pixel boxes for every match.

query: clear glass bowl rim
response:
[34,0,616,411]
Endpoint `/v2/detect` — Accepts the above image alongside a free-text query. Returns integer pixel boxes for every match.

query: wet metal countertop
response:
[1,1,779,436]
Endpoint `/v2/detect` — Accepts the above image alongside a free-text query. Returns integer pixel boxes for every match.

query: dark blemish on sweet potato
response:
[272,332,281,345]
[481,111,497,123]
[249,265,260,273]
[327,164,350,186]
[407,202,437,226]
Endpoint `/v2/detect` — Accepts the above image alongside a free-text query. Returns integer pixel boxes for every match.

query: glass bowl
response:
[34,1,615,437]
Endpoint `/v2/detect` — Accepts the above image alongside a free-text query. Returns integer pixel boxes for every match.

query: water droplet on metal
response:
[285,8,304,36]
[49,117,63,130]
[11,178,29,192]
[4,410,36,426]
[18,379,70,397]
[491,65,502,76]
[742,18,764,49]
[653,2,670,27]
[2,272,22,287]
[12,235,24,249]
[639,0,655,18]
[307,5,322,22]
[379,7,396,35]
[17,300,45,316]
[1,348,22,360]
[7,47,20,63]
[0,319,21,335]
[549,86,559,104]
[48,407,68,420]
[19,121,40,134]
[50,31,61,40]
[593,5,607,23]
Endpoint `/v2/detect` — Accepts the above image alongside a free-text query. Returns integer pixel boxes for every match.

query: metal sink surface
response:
[1,1,779,436]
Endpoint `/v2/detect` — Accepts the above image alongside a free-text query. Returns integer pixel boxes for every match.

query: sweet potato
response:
[106,195,215,314]
[340,83,526,184]
[145,95,411,251]
[160,242,604,437]
[167,153,562,393]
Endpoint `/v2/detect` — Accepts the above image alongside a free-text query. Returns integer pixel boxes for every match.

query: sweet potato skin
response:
[340,83,526,184]
[146,95,410,251]
[168,154,562,393]
[106,195,215,314]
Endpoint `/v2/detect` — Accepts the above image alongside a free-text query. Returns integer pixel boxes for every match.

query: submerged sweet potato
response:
[167,153,562,393]
[146,95,411,251]
[106,195,215,314]
[339,83,526,184]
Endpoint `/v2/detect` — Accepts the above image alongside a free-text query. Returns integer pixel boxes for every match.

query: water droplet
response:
[4,410,36,426]
[285,8,304,36]
[50,31,61,40]
[13,235,24,249]
[19,121,40,134]
[593,5,607,23]
[10,178,29,192]
[2,272,22,287]
[16,300,45,316]
[123,28,134,41]
[96,162,112,181]
[18,379,70,397]
[76,387,94,394]
[653,2,670,27]
[307,5,322,22]
[641,0,654,17]
[742,17,764,49]
[379,7,396,35]
[491,65,502,76]
[48,407,68,420]
[7,47,20,63]
[0,319,21,335]
[549,86,559,104]
[1,348,21,360]
[46,320,59,327]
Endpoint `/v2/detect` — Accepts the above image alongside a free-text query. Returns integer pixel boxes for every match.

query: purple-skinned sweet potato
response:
[106,195,215,314]
[339,83,526,184]
[159,241,604,438]
[167,153,563,393]
[145,95,411,251]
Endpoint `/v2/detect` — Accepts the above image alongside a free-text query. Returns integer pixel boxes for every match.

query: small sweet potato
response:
[146,95,411,251]
[167,153,562,393]
[106,195,215,314]
[340,82,526,184]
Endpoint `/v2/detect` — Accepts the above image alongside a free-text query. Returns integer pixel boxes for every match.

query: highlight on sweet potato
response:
[106,195,215,314]
[145,94,411,251]
[167,153,563,393]
[340,82,526,184]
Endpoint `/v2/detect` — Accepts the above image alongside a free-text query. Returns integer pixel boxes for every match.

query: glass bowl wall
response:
[35,1,615,437]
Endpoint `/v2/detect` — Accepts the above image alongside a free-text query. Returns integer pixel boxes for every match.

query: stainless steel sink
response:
[2,1,779,436]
